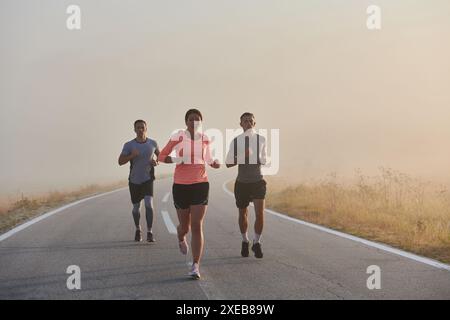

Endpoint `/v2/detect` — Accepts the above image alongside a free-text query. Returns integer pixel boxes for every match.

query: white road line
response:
[161,210,177,235]
[0,187,128,242]
[222,180,450,272]
[162,192,170,203]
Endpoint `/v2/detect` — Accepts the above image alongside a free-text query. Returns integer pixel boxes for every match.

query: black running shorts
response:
[234,179,266,209]
[172,182,210,210]
[129,179,154,204]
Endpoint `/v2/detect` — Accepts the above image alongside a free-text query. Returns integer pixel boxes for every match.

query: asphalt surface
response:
[1,170,450,300]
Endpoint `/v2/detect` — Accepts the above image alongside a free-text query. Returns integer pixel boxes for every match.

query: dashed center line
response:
[162,192,170,203]
[161,210,177,235]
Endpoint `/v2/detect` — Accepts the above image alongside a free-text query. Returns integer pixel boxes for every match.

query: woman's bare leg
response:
[189,204,207,264]
[176,208,191,242]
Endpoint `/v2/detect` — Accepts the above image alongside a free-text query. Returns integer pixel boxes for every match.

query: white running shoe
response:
[179,239,188,255]
[188,263,201,280]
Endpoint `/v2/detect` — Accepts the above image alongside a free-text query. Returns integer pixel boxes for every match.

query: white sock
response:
[254,234,262,243]
[242,233,249,243]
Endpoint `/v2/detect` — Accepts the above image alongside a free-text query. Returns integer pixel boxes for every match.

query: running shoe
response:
[188,263,201,280]
[179,238,189,255]
[241,241,249,257]
[134,229,142,242]
[251,242,263,258]
[147,232,155,242]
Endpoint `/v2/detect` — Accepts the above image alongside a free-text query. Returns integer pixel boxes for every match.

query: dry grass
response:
[0,173,174,235]
[0,181,129,234]
[263,168,450,264]
[0,173,174,234]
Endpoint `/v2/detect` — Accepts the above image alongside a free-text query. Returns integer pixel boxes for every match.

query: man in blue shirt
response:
[119,120,160,242]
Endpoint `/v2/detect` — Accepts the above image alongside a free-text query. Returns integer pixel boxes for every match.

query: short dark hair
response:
[185,109,203,122]
[240,112,255,121]
[134,119,147,128]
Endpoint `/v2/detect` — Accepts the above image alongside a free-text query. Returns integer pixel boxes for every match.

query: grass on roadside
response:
[229,168,450,264]
[0,173,173,234]
[0,181,128,234]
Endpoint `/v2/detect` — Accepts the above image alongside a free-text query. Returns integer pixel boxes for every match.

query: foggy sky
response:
[1,0,450,195]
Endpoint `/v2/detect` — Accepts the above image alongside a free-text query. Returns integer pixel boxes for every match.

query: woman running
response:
[158,108,220,279]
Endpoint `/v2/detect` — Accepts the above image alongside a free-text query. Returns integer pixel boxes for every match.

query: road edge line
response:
[0,187,127,242]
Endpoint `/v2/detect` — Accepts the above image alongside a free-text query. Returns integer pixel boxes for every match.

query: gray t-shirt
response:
[226,130,267,183]
[121,138,159,184]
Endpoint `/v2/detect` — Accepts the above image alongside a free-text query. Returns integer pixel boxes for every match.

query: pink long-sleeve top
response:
[158,130,214,185]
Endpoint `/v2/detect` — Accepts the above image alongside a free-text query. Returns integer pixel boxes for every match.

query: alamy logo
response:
[366,5,382,30]
[66,5,81,30]
[167,125,280,176]
[66,265,81,290]
[366,265,381,290]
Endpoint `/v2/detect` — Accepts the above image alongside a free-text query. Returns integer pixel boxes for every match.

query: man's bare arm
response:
[225,141,237,168]
[118,148,139,166]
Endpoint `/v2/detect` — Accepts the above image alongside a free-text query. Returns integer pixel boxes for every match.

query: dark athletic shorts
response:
[234,179,266,209]
[172,182,209,210]
[129,179,154,204]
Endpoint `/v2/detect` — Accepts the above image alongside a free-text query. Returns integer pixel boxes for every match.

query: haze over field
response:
[1,0,450,196]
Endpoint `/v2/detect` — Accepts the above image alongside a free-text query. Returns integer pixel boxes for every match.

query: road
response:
[1,171,450,300]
